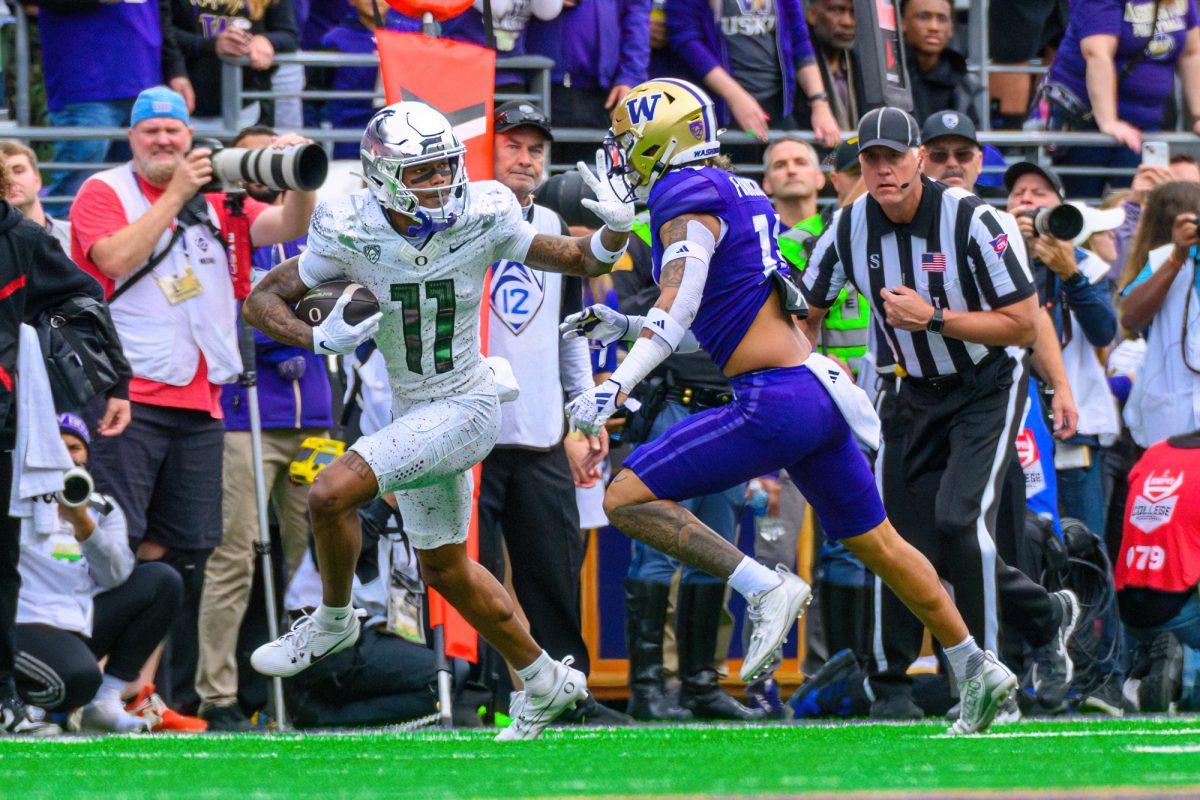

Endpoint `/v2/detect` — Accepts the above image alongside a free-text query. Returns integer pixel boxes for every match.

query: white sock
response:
[727,557,781,600]
[944,636,986,683]
[97,673,128,702]
[313,603,354,630]
[516,651,555,696]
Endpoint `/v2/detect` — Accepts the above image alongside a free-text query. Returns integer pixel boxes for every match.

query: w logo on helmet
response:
[625,94,663,125]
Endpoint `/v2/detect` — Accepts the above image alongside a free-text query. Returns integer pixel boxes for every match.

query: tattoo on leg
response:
[338,450,373,481]
[610,499,742,579]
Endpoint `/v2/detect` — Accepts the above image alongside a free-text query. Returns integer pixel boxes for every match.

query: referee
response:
[800,107,1041,719]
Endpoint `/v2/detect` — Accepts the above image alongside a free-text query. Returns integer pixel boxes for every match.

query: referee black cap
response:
[857,107,920,153]
[1003,161,1064,198]
[921,110,978,145]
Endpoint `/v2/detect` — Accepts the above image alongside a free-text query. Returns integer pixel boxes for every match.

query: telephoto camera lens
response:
[56,466,94,508]
[1031,205,1084,241]
[210,143,329,192]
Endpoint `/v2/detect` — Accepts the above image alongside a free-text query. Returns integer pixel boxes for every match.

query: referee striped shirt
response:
[799,176,1036,380]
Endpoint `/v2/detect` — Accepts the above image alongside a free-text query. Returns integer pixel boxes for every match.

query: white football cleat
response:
[250,613,360,678]
[948,651,1018,735]
[740,567,812,682]
[80,689,151,733]
[495,657,587,742]
[485,356,521,403]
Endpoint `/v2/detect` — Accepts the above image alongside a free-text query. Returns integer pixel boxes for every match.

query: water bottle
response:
[747,480,787,543]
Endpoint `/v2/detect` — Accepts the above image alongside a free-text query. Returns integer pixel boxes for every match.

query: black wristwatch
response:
[927,307,945,334]
[1065,271,1088,289]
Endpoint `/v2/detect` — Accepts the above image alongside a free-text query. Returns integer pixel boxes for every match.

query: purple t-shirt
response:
[1047,0,1198,130]
[647,165,785,368]
[39,3,164,109]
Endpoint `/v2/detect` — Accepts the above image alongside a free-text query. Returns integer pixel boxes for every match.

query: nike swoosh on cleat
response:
[306,628,358,665]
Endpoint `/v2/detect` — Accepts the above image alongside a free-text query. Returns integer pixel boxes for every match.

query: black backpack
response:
[36,296,124,413]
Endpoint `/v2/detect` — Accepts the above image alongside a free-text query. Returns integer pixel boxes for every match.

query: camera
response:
[193,138,329,194]
[56,466,94,508]
[1022,205,1084,241]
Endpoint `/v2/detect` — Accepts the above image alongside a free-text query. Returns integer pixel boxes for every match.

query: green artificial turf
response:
[2,717,1199,799]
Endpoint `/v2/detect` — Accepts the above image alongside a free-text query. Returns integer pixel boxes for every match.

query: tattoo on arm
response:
[241,255,316,350]
[337,450,375,482]
[524,233,588,276]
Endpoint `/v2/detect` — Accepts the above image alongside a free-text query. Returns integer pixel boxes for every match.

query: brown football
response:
[295,280,380,327]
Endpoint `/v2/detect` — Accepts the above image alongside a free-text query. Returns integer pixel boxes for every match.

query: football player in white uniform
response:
[242,102,633,740]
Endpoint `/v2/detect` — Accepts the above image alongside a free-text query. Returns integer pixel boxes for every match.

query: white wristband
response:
[642,307,688,350]
[589,227,629,264]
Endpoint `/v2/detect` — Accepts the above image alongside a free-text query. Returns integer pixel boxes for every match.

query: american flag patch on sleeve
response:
[921,252,947,273]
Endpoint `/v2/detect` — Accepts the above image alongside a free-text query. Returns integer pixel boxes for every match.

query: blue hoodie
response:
[665,0,814,122]
[526,0,651,90]
[221,239,333,432]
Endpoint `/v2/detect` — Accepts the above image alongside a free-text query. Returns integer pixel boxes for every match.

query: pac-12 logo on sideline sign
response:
[490,260,545,336]
[1130,470,1185,533]
[989,234,1009,257]
[626,94,663,125]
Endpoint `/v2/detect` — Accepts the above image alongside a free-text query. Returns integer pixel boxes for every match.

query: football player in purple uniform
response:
[561,79,1016,734]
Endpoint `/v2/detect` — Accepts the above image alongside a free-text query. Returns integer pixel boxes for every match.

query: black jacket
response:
[0,200,131,451]
[170,0,299,119]
[906,46,980,125]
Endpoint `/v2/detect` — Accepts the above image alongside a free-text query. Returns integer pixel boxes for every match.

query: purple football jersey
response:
[648,166,786,368]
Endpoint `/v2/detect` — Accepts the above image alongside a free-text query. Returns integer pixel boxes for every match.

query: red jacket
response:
[1115,439,1200,593]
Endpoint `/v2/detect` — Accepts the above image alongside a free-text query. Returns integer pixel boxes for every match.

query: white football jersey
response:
[299,181,538,402]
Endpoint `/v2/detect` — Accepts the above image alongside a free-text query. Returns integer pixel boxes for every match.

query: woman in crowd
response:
[1119,180,1200,448]
[1033,0,1200,197]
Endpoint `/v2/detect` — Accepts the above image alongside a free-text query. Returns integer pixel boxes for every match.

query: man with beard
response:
[68,87,316,711]
[193,125,332,731]
[799,0,859,131]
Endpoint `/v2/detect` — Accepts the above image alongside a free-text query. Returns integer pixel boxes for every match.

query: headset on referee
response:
[797,107,1075,718]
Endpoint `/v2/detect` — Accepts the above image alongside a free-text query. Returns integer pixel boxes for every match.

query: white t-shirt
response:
[299,182,538,403]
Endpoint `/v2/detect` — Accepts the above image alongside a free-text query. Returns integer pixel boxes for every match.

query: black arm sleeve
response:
[160,0,189,81]
[23,228,132,399]
[27,0,104,11]
[259,0,300,53]
[170,0,215,58]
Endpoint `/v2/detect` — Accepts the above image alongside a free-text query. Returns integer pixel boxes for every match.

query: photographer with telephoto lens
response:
[13,414,187,733]
[67,85,319,712]
[1006,162,1118,535]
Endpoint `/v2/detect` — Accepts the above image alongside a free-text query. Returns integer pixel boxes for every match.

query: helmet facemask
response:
[603,130,676,204]
[364,148,468,236]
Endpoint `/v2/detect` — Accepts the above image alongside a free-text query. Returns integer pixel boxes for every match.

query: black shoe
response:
[1078,673,1126,717]
[199,704,256,732]
[1139,632,1183,713]
[788,649,862,719]
[0,681,60,736]
[1031,589,1081,712]
[625,579,692,722]
[677,582,765,722]
[553,695,636,727]
[869,692,924,721]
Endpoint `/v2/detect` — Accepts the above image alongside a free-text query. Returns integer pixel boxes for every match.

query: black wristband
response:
[807,92,829,103]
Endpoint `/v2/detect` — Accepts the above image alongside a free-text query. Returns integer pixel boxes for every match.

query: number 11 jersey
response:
[298,182,537,402]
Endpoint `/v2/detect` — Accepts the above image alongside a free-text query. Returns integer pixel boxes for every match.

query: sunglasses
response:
[496,108,549,129]
[926,147,979,164]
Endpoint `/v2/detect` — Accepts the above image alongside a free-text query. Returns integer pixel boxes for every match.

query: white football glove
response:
[577,149,634,233]
[560,304,638,346]
[565,378,624,436]
[311,290,382,356]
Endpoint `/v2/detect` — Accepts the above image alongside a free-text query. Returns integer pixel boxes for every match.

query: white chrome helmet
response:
[360,101,468,234]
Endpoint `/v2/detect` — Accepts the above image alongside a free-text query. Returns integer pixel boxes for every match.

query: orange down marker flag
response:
[377,30,496,662]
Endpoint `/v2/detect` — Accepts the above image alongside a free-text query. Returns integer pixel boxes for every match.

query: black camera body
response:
[192,138,328,195]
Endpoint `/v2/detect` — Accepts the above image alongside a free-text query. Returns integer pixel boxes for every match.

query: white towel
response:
[803,351,883,451]
[9,324,72,531]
